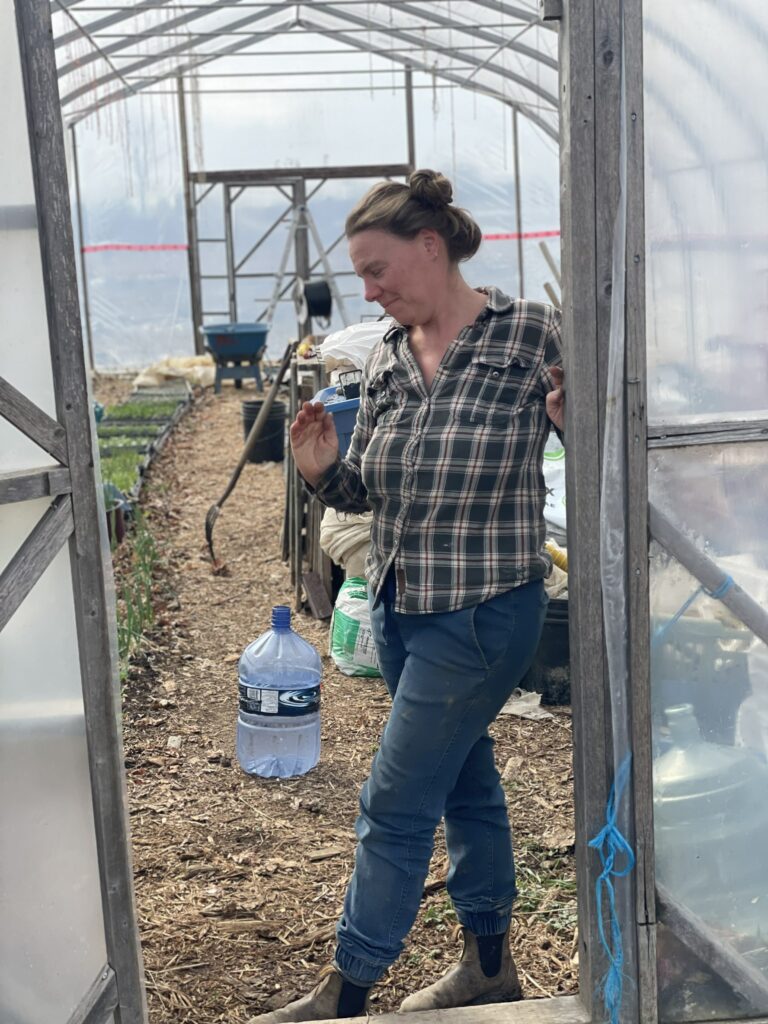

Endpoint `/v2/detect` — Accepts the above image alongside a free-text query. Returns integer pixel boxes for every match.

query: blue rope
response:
[652,574,735,650]
[588,753,635,1024]
[707,574,735,601]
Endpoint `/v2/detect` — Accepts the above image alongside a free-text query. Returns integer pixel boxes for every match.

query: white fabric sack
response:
[320,508,373,579]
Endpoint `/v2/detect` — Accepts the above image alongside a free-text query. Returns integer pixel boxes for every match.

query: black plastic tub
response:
[521,597,570,705]
[242,399,287,463]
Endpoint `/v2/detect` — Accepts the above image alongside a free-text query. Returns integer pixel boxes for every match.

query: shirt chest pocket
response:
[366,369,400,422]
[466,353,538,426]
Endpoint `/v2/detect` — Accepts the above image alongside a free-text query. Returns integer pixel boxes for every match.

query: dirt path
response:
[117,384,578,1022]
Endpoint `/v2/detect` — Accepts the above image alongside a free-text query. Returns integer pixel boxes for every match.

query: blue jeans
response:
[334,578,548,985]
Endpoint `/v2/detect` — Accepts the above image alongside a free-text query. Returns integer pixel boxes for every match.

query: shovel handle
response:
[215,340,297,508]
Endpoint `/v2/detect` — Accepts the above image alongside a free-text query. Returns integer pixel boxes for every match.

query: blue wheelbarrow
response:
[201,322,268,394]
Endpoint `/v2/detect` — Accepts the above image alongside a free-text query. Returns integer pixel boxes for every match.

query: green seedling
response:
[105,399,181,420]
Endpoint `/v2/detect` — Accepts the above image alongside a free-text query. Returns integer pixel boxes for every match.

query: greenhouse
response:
[1,1,767,1024]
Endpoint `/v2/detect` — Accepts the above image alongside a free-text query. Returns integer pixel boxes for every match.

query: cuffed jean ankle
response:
[333,578,548,986]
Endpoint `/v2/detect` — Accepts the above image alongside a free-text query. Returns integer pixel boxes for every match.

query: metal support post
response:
[304,208,350,326]
[293,179,312,339]
[405,65,416,171]
[69,123,94,370]
[513,107,525,298]
[224,185,237,321]
[177,75,204,353]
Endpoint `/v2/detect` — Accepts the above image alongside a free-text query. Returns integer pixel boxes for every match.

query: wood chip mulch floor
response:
[104,378,578,1023]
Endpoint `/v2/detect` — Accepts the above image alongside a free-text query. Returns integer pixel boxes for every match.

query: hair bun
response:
[408,169,453,209]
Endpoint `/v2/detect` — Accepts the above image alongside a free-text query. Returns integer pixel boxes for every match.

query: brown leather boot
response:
[248,966,370,1024]
[398,927,522,1012]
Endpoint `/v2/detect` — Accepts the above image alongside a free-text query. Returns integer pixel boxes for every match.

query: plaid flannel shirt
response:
[314,287,563,614]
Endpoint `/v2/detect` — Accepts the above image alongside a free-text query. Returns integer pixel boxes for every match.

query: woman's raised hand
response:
[545,366,565,434]
[289,401,339,488]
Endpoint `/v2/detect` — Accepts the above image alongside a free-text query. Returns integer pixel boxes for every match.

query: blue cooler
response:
[312,386,360,457]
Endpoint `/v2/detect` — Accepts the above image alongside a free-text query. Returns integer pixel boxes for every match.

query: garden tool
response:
[205,340,296,565]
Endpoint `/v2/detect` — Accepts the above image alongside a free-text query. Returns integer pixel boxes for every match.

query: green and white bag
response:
[329,577,381,678]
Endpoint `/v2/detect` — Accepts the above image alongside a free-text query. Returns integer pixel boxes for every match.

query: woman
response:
[252,170,565,1023]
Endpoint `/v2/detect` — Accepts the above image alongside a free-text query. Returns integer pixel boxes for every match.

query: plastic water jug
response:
[236,606,322,778]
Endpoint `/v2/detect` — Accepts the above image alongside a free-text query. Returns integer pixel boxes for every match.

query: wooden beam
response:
[648,413,768,439]
[0,466,71,505]
[66,965,118,1024]
[312,995,590,1024]
[15,2,148,1021]
[302,570,333,620]
[0,494,74,634]
[658,884,768,1013]
[558,0,606,1014]
[0,375,68,465]
[624,0,658,1014]
[648,416,768,448]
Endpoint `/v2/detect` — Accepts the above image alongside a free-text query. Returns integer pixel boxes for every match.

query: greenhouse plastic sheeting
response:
[50,2,561,368]
[1,7,110,1021]
[645,2,768,1019]
[644,0,768,424]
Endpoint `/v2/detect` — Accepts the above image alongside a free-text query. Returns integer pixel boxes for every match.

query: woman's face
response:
[348,228,445,325]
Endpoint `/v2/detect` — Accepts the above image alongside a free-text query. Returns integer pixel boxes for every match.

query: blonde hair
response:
[345,169,482,263]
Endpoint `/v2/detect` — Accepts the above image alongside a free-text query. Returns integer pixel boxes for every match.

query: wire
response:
[54,0,139,96]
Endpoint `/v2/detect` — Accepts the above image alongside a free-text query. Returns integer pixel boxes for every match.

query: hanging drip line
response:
[588,754,636,1024]
[651,573,736,650]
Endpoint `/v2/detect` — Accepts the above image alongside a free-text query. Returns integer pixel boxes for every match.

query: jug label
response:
[239,684,320,717]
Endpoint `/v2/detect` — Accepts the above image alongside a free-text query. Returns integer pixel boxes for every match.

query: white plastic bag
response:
[319,320,393,371]
[543,431,567,536]
[329,577,381,678]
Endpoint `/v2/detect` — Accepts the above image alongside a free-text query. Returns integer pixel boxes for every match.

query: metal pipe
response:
[512,107,524,297]
[293,179,312,339]
[405,64,416,170]
[223,185,237,320]
[649,503,768,649]
[69,123,94,370]
[176,75,204,352]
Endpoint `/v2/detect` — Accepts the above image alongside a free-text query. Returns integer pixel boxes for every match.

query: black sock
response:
[337,979,370,1017]
[476,932,505,978]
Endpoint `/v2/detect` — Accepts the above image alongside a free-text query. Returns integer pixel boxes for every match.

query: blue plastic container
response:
[313,385,360,457]
[201,322,268,360]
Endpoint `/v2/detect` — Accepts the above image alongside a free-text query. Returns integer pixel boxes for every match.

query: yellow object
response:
[545,539,568,572]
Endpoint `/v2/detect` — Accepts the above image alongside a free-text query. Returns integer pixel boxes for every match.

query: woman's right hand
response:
[289,401,339,488]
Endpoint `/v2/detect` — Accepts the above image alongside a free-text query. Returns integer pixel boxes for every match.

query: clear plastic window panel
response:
[649,443,768,1021]
[643,0,768,424]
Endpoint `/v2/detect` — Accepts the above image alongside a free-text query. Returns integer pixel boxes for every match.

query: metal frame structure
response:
[186,165,412,345]
[52,1,559,141]
[58,2,547,357]
[2,1,147,1022]
[180,61,414,343]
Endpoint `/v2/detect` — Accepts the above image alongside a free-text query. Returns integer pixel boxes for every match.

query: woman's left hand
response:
[546,366,565,433]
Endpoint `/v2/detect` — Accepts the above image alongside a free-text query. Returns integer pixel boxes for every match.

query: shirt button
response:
[492,370,500,378]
